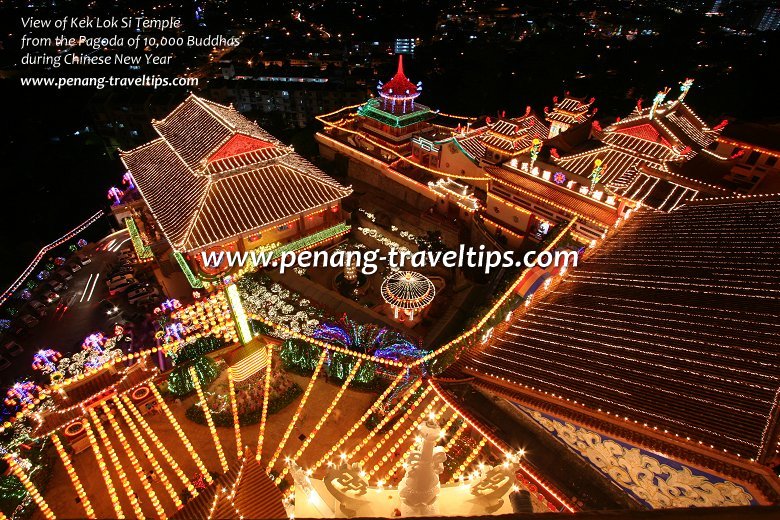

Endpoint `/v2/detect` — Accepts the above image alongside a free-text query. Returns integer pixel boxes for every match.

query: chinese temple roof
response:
[121,94,352,252]
[464,198,780,461]
[545,96,595,126]
[553,95,729,210]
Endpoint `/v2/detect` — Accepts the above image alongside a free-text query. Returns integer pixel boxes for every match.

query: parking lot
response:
[0,230,168,388]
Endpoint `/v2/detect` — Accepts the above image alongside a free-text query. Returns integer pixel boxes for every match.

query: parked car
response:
[3,341,23,357]
[98,299,120,317]
[46,279,65,293]
[66,262,81,273]
[0,355,11,371]
[19,314,39,328]
[109,280,135,295]
[130,293,158,306]
[43,291,60,304]
[55,268,73,282]
[75,252,92,265]
[28,300,47,318]
[111,266,134,277]
[128,287,160,305]
[107,274,135,287]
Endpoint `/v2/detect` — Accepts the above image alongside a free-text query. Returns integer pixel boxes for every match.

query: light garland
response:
[363,398,440,478]
[430,380,575,512]
[227,368,243,460]
[0,210,103,306]
[310,370,407,472]
[451,438,486,482]
[88,407,145,518]
[274,360,363,484]
[101,403,167,518]
[113,397,185,506]
[149,383,213,483]
[51,433,96,518]
[81,412,123,517]
[190,366,230,473]
[347,384,430,462]
[2,453,56,520]
[255,343,275,462]
[266,349,328,474]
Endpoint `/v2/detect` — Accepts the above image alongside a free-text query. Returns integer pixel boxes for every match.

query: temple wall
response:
[511,403,759,509]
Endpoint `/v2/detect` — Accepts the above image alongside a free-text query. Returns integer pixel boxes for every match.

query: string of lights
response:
[88,407,145,518]
[310,370,407,473]
[113,397,185,506]
[0,210,104,306]
[149,383,213,483]
[82,411,124,518]
[255,343,275,462]
[51,433,96,518]
[101,403,167,518]
[266,349,328,474]
[227,368,243,460]
[2,453,56,520]
[190,366,230,473]
[275,360,363,484]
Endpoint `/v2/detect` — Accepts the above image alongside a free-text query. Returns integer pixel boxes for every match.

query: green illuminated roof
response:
[357,98,433,128]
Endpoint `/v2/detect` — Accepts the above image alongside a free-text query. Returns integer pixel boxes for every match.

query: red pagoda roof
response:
[379,55,419,99]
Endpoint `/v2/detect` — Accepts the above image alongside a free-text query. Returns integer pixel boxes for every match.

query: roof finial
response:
[396,54,404,77]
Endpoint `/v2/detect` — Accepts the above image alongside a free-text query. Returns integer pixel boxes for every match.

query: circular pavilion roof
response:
[378,55,420,100]
[381,271,436,310]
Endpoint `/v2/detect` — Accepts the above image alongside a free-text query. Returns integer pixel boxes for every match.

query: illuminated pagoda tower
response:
[544,95,595,138]
[120,94,352,288]
[553,80,731,211]
[355,55,435,156]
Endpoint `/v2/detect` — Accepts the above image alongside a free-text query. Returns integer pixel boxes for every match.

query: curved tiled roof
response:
[121,95,352,252]
[466,199,780,460]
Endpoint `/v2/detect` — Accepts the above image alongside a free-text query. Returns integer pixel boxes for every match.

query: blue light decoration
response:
[32,349,62,373]
[4,381,41,408]
[553,171,567,185]
[311,315,431,382]
[77,238,88,248]
[36,270,50,281]
[122,171,135,189]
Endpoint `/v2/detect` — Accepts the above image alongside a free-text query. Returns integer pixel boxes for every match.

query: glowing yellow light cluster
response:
[3,453,56,519]
[364,398,441,478]
[452,438,487,482]
[311,370,407,473]
[88,407,145,518]
[190,366,230,473]
[114,397,185,506]
[51,433,95,518]
[102,403,167,518]
[227,368,243,460]
[348,384,430,463]
[149,383,213,484]
[275,360,363,484]
[81,411,123,518]
[267,349,328,474]
[255,343,275,462]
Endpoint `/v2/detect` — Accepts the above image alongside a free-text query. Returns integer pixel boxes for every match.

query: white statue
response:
[398,418,447,516]
[469,463,518,513]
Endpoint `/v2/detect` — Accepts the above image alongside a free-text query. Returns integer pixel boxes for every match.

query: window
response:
[746,151,761,166]
[766,156,777,167]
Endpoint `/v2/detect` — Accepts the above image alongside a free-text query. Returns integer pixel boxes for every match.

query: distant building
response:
[394,38,417,55]
[756,5,780,31]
